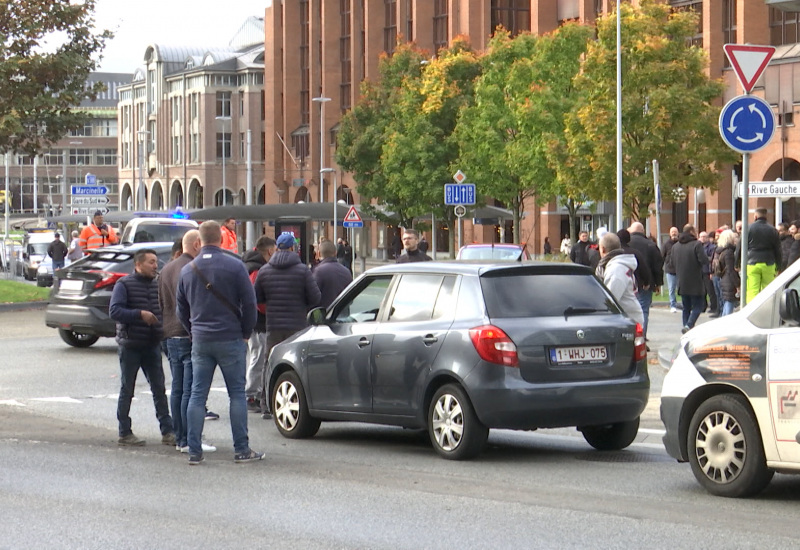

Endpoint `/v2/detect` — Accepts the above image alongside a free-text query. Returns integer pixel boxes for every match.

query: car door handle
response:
[357,337,371,348]
[422,335,438,345]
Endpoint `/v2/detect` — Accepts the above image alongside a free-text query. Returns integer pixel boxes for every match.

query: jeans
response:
[53,260,65,270]
[666,273,679,309]
[681,294,704,329]
[712,276,723,314]
[636,288,653,336]
[245,330,268,401]
[188,339,249,456]
[746,263,776,304]
[722,300,737,316]
[166,337,193,448]
[117,344,172,437]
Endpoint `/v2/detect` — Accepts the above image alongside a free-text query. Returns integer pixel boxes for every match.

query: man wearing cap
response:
[47,232,68,270]
[79,210,118,253]
[254,232,321,416]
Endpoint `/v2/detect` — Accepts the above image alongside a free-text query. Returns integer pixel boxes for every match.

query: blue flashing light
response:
[169,207,189,219]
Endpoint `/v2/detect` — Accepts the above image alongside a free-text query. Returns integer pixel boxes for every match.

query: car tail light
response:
[469,325,519,367]
[91,271,127,290]
[634,322,647,362]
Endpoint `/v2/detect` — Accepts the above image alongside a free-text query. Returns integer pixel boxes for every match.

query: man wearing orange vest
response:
[220,217,238,254]
[79,210,118,253]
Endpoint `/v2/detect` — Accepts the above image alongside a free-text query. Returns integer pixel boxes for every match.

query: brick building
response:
[261,1,800,257]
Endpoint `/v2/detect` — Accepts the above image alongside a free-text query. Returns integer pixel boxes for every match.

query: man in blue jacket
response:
[176,221,263,466]
[109,248,174,447]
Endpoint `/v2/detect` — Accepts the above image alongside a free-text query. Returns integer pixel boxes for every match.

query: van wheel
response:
[428,384,488,460]
[58,328,99,348]
[580,417,640,451]
[688,394,773,498]
[271,371,320,439]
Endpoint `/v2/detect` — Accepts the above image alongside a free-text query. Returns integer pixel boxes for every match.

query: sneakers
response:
[118,433,146,446]
[234,449,265,463]
[247,398,261,413]
[205,410,220,421]
[178,442,217,453]
[188,454,204,466]
[161,433,176,446]
[670,307,677,313]
[261,411,272,420]
[681,326,691,334]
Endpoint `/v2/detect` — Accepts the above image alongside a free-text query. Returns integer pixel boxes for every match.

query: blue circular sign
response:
[719,95,775,153]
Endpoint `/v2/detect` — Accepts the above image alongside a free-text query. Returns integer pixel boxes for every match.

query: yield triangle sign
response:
[344,206,362,223]
[723,44,775,93]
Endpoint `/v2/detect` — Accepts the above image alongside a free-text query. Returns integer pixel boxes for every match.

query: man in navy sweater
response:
[176,221,263,465]
[109,248,174,447]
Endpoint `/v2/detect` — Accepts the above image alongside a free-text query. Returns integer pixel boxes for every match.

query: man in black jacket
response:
[736,208,782,304]
[313,239,352,309]
[47,233,68,270]
[672,225,709,333]
[109,248,174,447]
[626,222,664,337]
[396,229,432,263]
[242,236,275,413]
[662,226,680,312]
[569,231,593,266]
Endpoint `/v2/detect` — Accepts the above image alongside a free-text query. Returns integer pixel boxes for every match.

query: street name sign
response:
[444,183,476,205]
[737,181,800,198]
[72,185,109,195]
[72,207,109,215]
[342,205,363,228]
[71,196,109,206]
[719,95,775,153]
[723,44,775,93]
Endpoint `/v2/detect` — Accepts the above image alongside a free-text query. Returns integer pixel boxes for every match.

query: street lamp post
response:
[312,97,331,238]
[216,116,231,206]
[321,167,337,239]
[137,131,149,211]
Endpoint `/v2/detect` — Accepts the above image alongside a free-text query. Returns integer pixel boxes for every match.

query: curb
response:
[0,301,48,313]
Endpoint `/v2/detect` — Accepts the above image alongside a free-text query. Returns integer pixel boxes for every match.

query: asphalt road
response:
[2,307,799,548]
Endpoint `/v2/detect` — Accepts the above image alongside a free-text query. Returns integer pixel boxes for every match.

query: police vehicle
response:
[661,261,800,497]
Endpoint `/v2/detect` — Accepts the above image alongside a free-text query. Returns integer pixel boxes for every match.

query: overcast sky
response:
[91,0,268,73]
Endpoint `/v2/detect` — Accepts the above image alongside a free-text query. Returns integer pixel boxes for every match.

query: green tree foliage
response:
[565,0,737,221]
[0,0,111,155]
[455,25,591,243]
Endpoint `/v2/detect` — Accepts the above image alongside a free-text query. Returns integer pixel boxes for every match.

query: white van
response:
[661,260,800,497]
[120,217,198,245]
[20,231,56,280]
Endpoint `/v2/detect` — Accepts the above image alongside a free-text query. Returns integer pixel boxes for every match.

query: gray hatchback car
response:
[266,262,649,460]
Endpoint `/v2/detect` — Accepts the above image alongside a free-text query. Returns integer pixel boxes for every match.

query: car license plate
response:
[60,279,83,291]
[550,345,607,365]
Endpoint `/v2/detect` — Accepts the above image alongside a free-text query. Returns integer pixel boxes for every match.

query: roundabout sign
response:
[719,95,775,153]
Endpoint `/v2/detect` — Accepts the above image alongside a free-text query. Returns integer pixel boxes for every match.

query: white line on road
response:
[0,399,26,407]
[30,397,84,404]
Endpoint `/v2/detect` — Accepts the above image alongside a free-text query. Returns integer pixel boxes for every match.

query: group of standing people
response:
[47,210,115,270]
[108,218,355,465]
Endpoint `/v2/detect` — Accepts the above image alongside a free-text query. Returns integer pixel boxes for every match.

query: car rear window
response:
[481,272,619,318]
[68,249,172,274]
[132,224,192,243]
[460,246,524,261]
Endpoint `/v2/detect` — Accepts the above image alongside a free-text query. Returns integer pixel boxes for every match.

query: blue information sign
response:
[343,220,363,228]
[71,185,108,195]
[444,183,476,205]
[85,174,97,185]
[719,95,775,154]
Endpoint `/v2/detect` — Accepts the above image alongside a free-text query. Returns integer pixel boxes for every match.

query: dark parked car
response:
[266,262,649,460]
[45,243,173,347]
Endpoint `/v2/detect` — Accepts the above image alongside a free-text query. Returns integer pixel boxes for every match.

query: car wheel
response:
[580,417,640,451]
[688,394,773,498]
[271,370,320,439]
[58,328,99,348]
[428,384,488,460]
[36,278,46,287]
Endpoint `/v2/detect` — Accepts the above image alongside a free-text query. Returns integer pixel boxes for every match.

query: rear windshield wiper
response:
[563,306,604,320]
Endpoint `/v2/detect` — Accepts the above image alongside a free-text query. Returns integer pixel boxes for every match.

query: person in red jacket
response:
[220,217,238,254]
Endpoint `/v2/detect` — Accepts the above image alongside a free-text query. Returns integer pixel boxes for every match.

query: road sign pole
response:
[741,152,750,307]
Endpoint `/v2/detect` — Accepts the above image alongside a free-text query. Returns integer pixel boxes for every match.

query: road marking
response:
[0,399,26,407]
[639,428,666,436]
[31,397,84,404]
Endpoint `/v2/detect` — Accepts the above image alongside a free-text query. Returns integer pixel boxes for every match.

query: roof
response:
[365,261,593,277]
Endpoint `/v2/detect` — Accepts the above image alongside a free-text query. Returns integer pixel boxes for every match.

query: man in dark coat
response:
[396,228,432,263]
[314,239,352,309]
[242,236,275,413]
[736,207,782,304]
[662,226,680,312]
[698,231,718,317]
[569,230,593,266]
[47,233,68,270]
[109,248,174,447]
[672,224,709,333]
[627,222,664,337]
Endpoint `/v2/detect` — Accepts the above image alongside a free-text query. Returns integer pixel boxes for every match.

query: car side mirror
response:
[307,307,326,326]
[779,288,800,326]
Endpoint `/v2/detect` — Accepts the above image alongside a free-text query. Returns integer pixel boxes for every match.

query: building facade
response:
[0,72,129,218]
[262,0,800,257]
[116,17,266,213]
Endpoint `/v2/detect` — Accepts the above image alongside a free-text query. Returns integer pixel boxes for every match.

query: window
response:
[97,149,117,166]
[43,150,61,165]
[341,0,352,111]
[387,275,454,323]
[96,119,118,137]
[18,155,34,165]
[261,131,266,161]
[770,7,800,47]
[122,143,130,168]
[292,133,309,162]
[433,0,448,54]
[191,132,200,163]
[240,132,245,158]
[722,0,737,67]
[300,0,310,125]
[69,149,91,165]
[491,0,530,36]
[384,0,397,55]
[172,136,181,164]
[191,93,199,120]
[216,132,231,159]
[333,276,392,323]
[240,91,245,116]
[69,121,94,137]
[671,1,703,48]
[261,90,266,120]
[216,91,232,117]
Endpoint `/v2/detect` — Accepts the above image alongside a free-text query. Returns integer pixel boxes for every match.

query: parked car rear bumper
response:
[464,361,649,430]
[45,303,115,337]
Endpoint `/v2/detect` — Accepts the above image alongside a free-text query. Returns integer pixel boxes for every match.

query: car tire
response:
[687,394,773,498]
[36,278,46,287]
[271,370,320,439]
[580,417,640,451]
[58,328,99,348]
[428,384,488,460]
